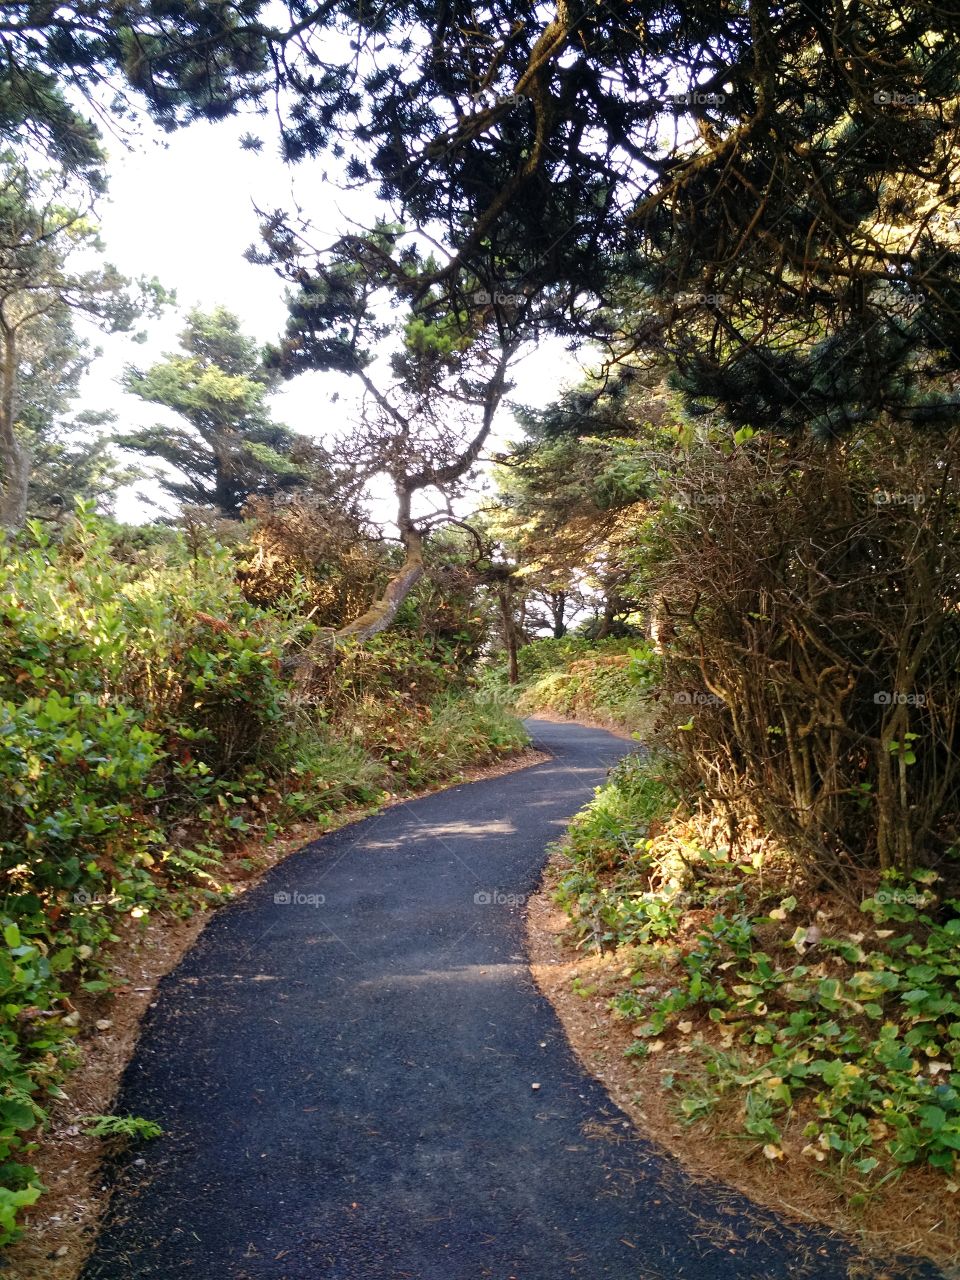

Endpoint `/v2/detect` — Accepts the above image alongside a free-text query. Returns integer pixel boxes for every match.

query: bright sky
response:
[76,114,582,524]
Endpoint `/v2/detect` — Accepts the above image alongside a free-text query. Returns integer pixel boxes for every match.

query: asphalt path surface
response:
[82,720,941,1280]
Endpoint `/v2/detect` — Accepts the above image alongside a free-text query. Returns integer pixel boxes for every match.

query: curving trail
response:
[82,721,938,1280]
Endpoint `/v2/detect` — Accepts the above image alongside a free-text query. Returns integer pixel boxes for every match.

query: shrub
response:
[0,510,307,1237]
[497,636,659,731]
[343,692,527,789]
[557,754,960,1183]
[0,506,528,1241]
[639,429,960,873]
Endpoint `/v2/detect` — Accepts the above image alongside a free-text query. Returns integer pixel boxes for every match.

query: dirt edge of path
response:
[526,845,959,1276]
[4,745,549,1280]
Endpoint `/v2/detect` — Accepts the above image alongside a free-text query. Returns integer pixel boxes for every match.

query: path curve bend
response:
[82,720,939,1280]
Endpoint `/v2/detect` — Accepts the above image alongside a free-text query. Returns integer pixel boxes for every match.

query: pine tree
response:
[117,307,312,519]
[253,1,960,438]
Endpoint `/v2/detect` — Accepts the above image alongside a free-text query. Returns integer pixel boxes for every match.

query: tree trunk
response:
[334,526,425,642]
[595,594,616,639]
[550,591,567,639]
[497,583,519,684]
[649,592,675,653]
[285,489,425,693]
[0,324,28,531]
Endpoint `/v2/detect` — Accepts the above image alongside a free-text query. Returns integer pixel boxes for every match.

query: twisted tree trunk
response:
[335,518,424,642]
[290,487,425,690]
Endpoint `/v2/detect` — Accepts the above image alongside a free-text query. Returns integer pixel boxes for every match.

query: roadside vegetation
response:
[478,637,654,733]
[0,0,958,1265]
[528,424,960,1264]
[0,506,525,1240]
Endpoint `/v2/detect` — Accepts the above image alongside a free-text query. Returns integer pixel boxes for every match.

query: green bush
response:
[0,505,529,1241]
[500,636,659,731]
[0,510,304,1237]
[556,753,960,1184]
[342,691,528,790]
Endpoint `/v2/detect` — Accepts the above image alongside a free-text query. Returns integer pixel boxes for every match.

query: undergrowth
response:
[480,635,659,731]
[0,505,527,1242]
[556,753,960,1193]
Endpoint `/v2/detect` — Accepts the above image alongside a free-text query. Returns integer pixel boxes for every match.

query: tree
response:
[117,306,314,519]
[252,1,960,439]
[15,305,135,519]
[486,364,674,642]
[260,228,524,646]
[0,157,163,529]
[0,1,273,186]
[13,2,956,441]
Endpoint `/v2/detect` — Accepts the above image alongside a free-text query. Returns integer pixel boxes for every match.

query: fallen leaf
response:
[801,1144,826,1162]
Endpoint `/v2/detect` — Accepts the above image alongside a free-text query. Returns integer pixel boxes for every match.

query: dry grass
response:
[526,848,960,1275]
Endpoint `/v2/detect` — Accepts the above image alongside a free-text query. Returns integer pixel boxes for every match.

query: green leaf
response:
[0,1101,34,1130]
[820,1060,843,1086]
[919,1105,947,1132]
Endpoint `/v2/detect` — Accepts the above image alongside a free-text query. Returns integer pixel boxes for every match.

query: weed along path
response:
[82,722,938,1280]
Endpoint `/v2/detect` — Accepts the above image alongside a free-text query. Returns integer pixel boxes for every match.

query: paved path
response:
[82,721,939,1280]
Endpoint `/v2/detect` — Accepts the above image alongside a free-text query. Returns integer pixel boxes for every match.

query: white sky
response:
[74,114,582,523]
